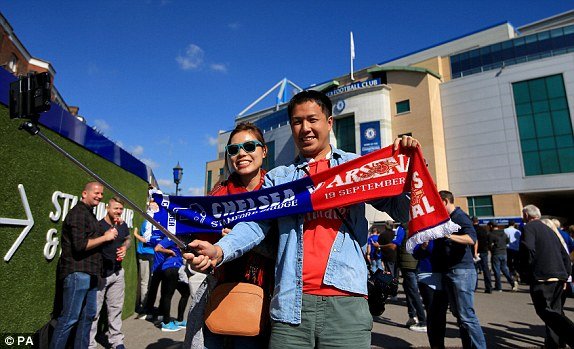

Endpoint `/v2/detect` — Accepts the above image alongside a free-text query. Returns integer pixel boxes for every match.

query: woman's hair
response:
[224,122,267,175]
[227,122,265,146]
[541,218,559,234]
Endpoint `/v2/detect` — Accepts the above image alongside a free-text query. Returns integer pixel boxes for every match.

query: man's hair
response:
[522,204,541,219]
[287,90,332,119]
[384,221,394,230]
[508,219,515,227]
[438,190,454,204]
[109,196,124,206]
[84,181,102,192]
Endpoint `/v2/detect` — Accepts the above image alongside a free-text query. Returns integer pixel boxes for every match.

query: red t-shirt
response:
[302,159,354,296]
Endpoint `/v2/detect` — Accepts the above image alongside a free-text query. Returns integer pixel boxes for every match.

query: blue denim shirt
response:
[216,146,409,324]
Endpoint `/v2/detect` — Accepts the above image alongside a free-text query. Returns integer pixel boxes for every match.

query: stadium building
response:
[206,10,574,226]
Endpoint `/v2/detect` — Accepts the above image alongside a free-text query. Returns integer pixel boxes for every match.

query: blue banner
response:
[360,121,381,155]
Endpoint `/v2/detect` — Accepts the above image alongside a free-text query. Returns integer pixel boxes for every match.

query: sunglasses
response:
[225,140,264,156]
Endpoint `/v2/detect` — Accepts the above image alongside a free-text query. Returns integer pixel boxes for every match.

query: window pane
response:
[518,115,536,139]
[539,150,560,174]
[549,98,568,111]
[515,103,532,116]
[534,112,553,137]
[556,135,574,148]
[513,82,530,104]
[558,147,574,172]
[523,152,541,175]
[537,137,556,150]
[335,116,356,153]
[529,79,548,102]
[474,196,493,206]
[532,100,549,113]
[552,110,573,136]
[521,139,538,152]
[396,100,410,114]
[546,75,566,98]
[475,206,494,216]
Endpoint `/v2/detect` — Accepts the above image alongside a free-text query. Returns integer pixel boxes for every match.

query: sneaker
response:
[409,323,427,332]
[174,320,187,328]
[137,313,148,320]
[115,345,126,349]
[161,321,181,332]
[405,317,418,328]
[512,281,519,292]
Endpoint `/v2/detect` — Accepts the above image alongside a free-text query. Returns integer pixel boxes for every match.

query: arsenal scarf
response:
[151,145,460,253]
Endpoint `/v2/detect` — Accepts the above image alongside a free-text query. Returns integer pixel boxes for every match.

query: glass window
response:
[467,196,494,217]
[512,74,574,175]
[219,168,224,175]
[396,100,410,114]
[207,170,212,193]
[262,141,275,171]
[334,116,356,153]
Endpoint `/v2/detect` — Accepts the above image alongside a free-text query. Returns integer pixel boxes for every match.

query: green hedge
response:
[0,106,148,332]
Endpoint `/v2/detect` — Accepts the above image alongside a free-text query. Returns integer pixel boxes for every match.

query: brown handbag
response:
[204,282,269,336]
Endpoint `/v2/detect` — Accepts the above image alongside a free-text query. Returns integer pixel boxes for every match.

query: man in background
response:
[51,182,118,349]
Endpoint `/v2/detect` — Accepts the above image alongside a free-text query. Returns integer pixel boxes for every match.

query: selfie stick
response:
[18,120,197,254]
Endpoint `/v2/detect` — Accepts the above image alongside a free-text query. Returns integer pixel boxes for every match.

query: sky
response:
[2,1,572,195]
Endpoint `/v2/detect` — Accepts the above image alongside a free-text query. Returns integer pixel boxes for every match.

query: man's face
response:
[290,101,333,161]
[107,200,124,222]
[82,184,103,207]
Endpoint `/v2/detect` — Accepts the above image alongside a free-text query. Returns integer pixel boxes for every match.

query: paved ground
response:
[113,280,573,348]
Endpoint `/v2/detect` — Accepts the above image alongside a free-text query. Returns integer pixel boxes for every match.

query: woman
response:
[184,122,275,349]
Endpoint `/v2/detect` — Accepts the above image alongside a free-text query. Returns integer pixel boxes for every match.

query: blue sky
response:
[2,1,572,195]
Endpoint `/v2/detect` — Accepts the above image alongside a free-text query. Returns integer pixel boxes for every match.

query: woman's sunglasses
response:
[225,140,264,156]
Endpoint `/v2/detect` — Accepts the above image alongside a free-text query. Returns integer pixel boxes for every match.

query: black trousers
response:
[418,282,449,349]
[530,281,574,348]
[159,267,190,323]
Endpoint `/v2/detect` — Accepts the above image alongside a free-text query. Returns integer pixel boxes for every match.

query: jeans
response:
[50,272,98,349]
[444,268,486,349]
[491,254,514,290]
[401,269,426,322]
[370,259,382,273]
[477,252,492,292]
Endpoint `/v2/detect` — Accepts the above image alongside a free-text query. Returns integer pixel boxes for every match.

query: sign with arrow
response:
[1,184,34,262]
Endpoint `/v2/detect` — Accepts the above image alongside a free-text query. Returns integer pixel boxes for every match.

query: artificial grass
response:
[0,106,148,333]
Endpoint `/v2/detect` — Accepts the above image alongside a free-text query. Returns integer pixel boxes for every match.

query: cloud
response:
[228,22,241,30]
[131,145,144,156]
[141,158,159,169]
[176,44,204,71]
[157,179,174,189]
[93,119,110,132]
[187,187,205,196]
[210,63,228,73]
[207,135,218,146]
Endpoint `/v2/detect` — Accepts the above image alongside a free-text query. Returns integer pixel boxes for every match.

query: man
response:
[185,90,416,348]
[519,205,574,348]
[89,197,130,349]
[379,221,399,279]
[473,217,492,293]
[366,227,382,273]
[422,191,486,349]
[503,220,521,285]
[50,182,118,349]
[487,221,517,292]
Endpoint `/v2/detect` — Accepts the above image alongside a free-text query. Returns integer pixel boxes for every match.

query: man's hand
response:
[116,245,127,259]
[103,227,118,241]
[182,240,222,272]
[222,228,231,236]
[393,135,419,151]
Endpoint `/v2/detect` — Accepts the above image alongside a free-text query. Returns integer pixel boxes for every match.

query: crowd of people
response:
[47,90,574,349]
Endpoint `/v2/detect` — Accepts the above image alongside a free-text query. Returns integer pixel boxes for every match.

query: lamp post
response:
[173,162,183,195]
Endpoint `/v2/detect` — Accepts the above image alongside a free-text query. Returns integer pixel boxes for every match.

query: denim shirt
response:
[216,146,409,324]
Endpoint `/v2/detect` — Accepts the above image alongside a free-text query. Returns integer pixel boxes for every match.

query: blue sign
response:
[360,121,381,155]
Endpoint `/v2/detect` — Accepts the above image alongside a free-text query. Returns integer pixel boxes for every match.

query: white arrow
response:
[1,184,35,262]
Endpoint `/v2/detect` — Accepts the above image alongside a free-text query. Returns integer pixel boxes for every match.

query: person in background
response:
[50,182,118,349]
[503,220,521,285]
[473,217,492,294]
[89,197,130,349]
[379,221,399,279]
[519,205,574,348]
[134,219,154,317]
[487,221,517,292]
[154,237,190,332]
[184,122,275,349]
[366,227,382,273]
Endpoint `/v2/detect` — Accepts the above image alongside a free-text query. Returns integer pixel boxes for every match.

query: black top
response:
[99,219,130,276]
[57,201,102,279]
[475,225,489,253]
[431,207,477,270]
[488,230,509,255]
[379,229,397,262]
[519,219,571,283]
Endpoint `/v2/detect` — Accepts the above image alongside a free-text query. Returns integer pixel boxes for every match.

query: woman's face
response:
[227,130,267,177]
